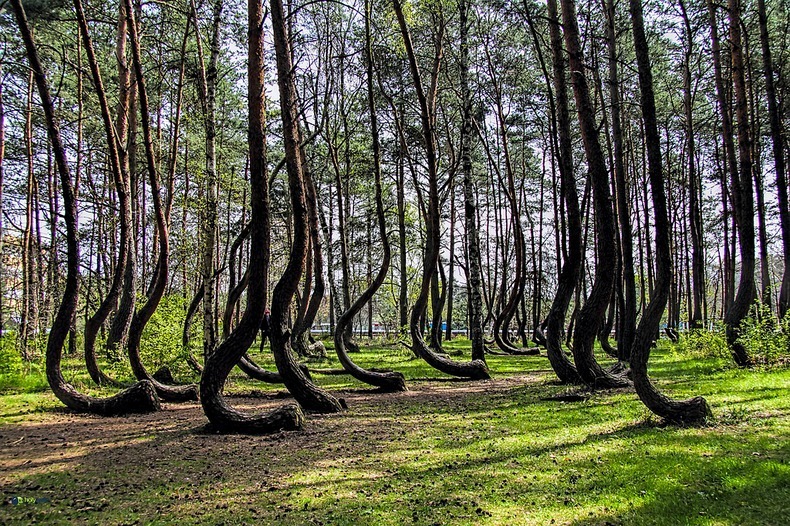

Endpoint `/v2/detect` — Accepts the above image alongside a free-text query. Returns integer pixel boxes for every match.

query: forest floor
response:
[0,341,788,525]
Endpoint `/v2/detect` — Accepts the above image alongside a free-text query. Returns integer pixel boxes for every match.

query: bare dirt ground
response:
[0,374,545,524]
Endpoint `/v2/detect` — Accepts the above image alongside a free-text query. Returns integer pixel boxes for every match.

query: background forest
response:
[0,0,789,416]
[1,0,789,523]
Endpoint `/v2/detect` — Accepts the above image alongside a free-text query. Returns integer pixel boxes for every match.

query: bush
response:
[737,304,790,366]
[139,294,195,380]
[674,326,730,359]
[0,334,24,377]
[0,334,48,393]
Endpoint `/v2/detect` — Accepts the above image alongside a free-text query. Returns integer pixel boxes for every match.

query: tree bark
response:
[333,0,407,392]
[268,0,344,413]
[11,0,159,415]
[393,0,489,380]
[628,0,711,422]
[75,0,130,387]
[543,0,583,385]
[721,0,755,366]
[757,0,790,318]
[123,0,199,401]
[200,0,305,433]
[561,0,629,388]
[460,0,485,362]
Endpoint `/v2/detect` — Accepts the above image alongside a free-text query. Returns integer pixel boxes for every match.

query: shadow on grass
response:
[1,349,788,525]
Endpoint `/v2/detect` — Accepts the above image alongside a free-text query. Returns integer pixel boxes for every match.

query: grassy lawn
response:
[0,339,788,525]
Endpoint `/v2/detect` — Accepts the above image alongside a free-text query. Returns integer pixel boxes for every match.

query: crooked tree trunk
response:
[75,0,130,388]
[104,0,136,356]
[679,0,705,330]
[123,0,198,401]
[722,0,755,366]
[268,0,343,413]
[221,222,251,340]
[604,0,636,359]
[12,0,159,415]
[628,0,711,422]
[394,0,489,380]
[0,66,4,338]
[757,0,790,318]
[199,0,305,433]
[561,0,629,389]
[524,0,582,382]
[562,0,628,387]
[333,0,407,393]
[290,163,327,359]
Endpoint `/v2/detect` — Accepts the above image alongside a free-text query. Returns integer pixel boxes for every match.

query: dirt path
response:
[0,373,546,524]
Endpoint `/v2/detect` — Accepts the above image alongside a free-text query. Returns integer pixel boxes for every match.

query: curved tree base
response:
[292,336,327,360]
[726,326,754,367]
[202,397,304,434]
[239,354,313,382]
[335,331,407,393]
[148,378,199,402]
[507,347,541,356]
[546,339,583,385]
[238,355,284,383]
[345,336,361,353]
[485,346,509,356]
[532,326,548,348]
[413,331,490,380]
[53,379,161,416]
[272,331,345,414]
[85,356,125,388]
[598,334,619,358]
[591,373,631,389]
[634,374,711,424]
[84,322,126,388]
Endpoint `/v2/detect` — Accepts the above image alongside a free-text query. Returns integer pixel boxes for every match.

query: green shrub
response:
[737,304,790,366]
[674,326,730,359]
[0,334,24,376]
[0,335,48,393]
[139,294,195,380]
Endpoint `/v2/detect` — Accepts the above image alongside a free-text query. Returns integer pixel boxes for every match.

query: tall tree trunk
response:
[75,0,132,387]
[546,0,583,384]
[333,0,406,391]
[680,0,705,330]
[627,0,710,422]
[105,0,136,354]
[561,0,628,388]
[757,0,789,317]
[0,65,5,338]
[394,0,488,379]
[11,0,159,415]
[190,0,224,359]
[460,0,485,362]
[605,0,636,359]
[200,0,305,433]
[446,185,455,342]
[268,0,343,413]
[397,134,409,336]
[22,71,38,357]
[123,0,199,401]
[721,0,755,366]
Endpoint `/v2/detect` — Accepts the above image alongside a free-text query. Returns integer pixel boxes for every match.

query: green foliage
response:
[674,327,731,360]
[139,294,194,380]
[0,334,48,393]
[0,334,24,376]
[737,304,790,366]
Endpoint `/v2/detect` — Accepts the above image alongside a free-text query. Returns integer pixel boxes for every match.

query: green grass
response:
[0,339,788,525]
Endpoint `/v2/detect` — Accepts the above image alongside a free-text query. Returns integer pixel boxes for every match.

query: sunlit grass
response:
[0,339,788,524]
